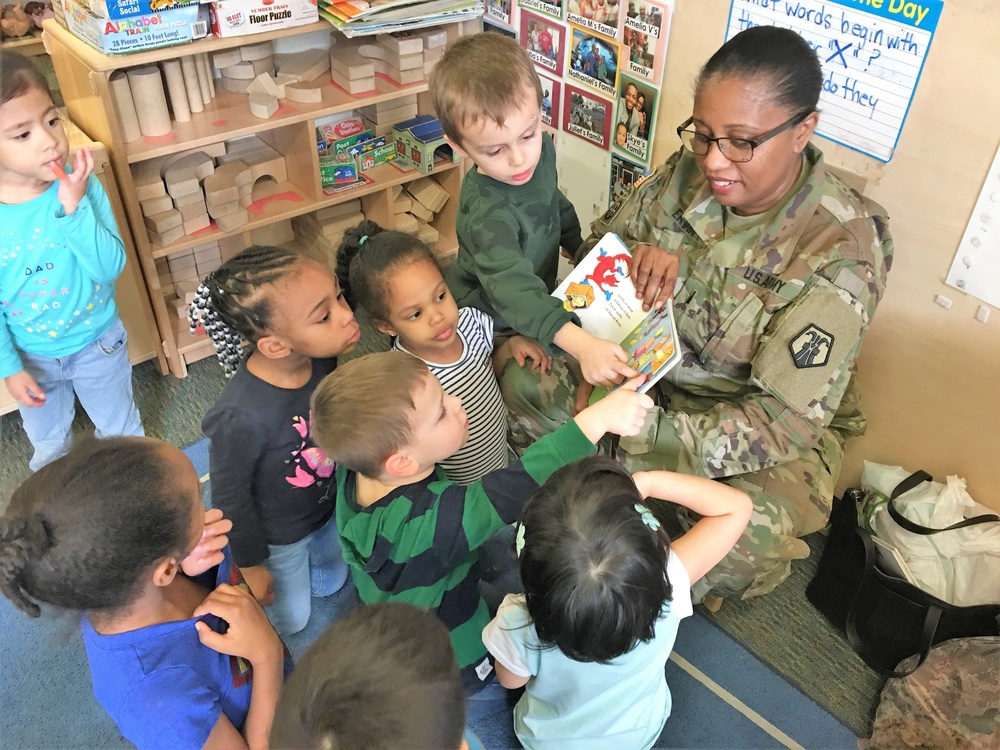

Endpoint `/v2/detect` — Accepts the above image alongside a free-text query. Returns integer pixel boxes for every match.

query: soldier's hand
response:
[631,244,679,312]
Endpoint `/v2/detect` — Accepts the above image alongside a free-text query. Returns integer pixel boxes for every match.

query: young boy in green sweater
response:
[309,351,652,715]
[430,33,639,394]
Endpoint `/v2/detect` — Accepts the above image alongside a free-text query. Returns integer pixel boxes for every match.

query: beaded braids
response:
[336,220,441,322]
[188,245,306,377]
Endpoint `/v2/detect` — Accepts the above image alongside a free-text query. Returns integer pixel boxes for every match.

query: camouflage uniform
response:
[574,143,893,599]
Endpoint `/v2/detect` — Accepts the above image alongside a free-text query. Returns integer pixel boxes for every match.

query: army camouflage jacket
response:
[446,133,583,353]
[579,144,893,478]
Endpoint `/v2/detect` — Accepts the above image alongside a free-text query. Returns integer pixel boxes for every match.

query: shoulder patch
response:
[789,324,834,369]
[833,267,866,299]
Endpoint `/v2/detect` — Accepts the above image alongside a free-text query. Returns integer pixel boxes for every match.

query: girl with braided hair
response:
[190,245,361,635]
[0,436,290,750]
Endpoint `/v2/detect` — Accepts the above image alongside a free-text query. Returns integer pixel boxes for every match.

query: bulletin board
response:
[726,0,943,162]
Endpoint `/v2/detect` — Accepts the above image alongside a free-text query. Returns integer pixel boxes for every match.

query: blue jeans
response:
[18,319,144,471]
[264,511,348,635]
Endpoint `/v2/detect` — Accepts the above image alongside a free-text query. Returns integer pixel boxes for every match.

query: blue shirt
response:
[81,546,292,750]
[0,174,125,377]
[482,552,693,750]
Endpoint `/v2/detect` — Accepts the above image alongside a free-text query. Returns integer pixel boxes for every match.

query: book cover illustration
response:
[552,232,680,395]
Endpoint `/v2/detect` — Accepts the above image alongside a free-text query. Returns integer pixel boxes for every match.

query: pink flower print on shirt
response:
[286,413,336,488]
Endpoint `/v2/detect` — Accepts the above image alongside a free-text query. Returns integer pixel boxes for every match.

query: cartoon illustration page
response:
[552,232,681,396]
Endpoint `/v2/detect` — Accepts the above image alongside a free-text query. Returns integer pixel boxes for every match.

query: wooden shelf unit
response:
[42,19,475,377]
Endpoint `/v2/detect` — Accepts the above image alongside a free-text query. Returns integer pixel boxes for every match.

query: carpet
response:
[0,324,884,741]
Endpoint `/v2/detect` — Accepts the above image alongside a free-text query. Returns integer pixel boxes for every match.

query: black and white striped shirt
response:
[394,307,509,485]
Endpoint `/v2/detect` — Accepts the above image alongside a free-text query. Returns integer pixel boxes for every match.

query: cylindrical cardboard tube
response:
[126,65,172,138]
[108,70,141,143]
[197,53,215,100]
[180,56,204,114]
[194,54,212,103]
[161,59,191,123]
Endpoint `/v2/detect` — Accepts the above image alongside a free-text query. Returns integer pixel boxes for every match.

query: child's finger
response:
[203,508,225,525]
[618,374,648,392]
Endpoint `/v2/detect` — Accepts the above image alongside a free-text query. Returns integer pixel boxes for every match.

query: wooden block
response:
[276,48,330,84]
[415,220,439,245]
[216,210,250,232]
[360,94,419,113]
[223,58,274,80]
[331,69,375,96]
[392,195,412,214]
[423,44,444,63]
[249,93,279,119]
[144,208,182,233]
[318,211,365,236]
[358,41,423,71]
[140,194,174,216]
[249,220,295,246]
[166,252,196,271]
[148,224,185,247]
[248,154,287,185]
[204,160,250,206]
[183,213,211,234]
[408,200,434,222]
[371,58,424,86]
[416,26,447,49]
[196,257,222,275]
[376,31,423,56]
[407,177,449,213]
[393,212,419,234]
[357,101,418,124]
[283,81,323,103]
[178,200,208,221]
[219,76,253,94]
[208,199,242,219]
[273,74,297,99]
[174,188,205,208]
[174,296,191,319]
[170,264,199,283]
[330,46,375,80]
[193,244,222,262]
[134,160,166,201]
[164,152,215,199]
[213,48,243,71]
[315,199,362,220]
[246,73,281,98]
[174,278,201,302]
[360,117,397,138]
[240,41,273,62]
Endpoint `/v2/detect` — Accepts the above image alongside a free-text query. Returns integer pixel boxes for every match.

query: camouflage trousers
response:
[499,356,578,455]
[623,406,845,600]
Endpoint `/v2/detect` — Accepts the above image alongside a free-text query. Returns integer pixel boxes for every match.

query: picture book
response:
[552,232,681,395]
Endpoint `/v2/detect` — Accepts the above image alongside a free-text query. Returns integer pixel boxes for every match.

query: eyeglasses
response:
[675,111,813,163]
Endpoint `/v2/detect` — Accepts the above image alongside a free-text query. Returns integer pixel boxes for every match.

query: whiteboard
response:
[726,0,942,162]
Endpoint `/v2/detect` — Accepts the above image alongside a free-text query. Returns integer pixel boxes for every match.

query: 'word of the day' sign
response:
[727,0,942,161]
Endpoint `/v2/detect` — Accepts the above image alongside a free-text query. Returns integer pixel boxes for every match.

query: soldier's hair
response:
[310,351,429,478]
[0,437,192,618]
[697,26,822,114]
[430,32,543,145]
[270,602,466,750]
[337,220,440,323]
[188,245,314,377]
[518,456,673,663]
[1,51,52,107]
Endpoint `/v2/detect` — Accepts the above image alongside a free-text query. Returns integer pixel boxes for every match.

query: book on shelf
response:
[320,0,481,35]
[551,232,681,398]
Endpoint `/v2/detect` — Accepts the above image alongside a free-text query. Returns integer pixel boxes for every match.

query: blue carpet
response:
[0,438,859,749]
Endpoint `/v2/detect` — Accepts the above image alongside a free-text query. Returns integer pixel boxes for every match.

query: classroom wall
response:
[652,0,1000,510]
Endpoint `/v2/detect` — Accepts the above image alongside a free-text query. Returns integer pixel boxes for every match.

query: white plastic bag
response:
[863,462,1000,607]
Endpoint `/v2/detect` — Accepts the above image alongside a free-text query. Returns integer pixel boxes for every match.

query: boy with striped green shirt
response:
[310,351,652,695]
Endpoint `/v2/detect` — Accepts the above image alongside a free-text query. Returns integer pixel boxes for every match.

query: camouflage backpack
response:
[859,637,1000,750]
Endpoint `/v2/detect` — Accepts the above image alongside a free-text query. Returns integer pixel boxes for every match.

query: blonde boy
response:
[430,34,637,391]
[310,351,652,696]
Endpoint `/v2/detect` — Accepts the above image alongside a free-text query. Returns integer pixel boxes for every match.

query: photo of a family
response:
[622,0,671,83]
[486,0,512,26]
[520,10,566,76]
[519,0,564,21]
[567,27,619,97]
[566,0,621,39]
[610,153,649,205]
[563,84,612,149]
[614,75,655,163]
[538,71,562,129]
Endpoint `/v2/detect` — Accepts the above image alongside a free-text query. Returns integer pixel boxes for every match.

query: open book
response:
[552,232,681,396]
